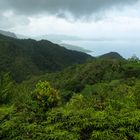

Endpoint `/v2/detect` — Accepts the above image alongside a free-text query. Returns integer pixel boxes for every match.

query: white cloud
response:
[0,0,139,40]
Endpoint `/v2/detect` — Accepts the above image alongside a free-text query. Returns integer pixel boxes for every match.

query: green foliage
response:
[60,90,74,103]
[29,59,125,92]
[0,34,91,82]
[32,81,60,110]
[0,73,14,104]
[1,53,140,139]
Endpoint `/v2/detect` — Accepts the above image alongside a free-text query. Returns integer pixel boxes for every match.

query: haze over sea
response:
[63,40,140,59]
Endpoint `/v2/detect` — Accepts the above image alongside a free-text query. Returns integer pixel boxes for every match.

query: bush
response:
[32,81,60,110]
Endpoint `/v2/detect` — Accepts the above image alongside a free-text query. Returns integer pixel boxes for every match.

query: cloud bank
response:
[0,0,140,39]
[0,0,138,18]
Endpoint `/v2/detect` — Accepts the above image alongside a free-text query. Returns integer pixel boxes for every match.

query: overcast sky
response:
[0,0,140,39]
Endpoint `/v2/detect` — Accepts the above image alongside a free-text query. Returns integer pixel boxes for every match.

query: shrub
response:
[32,81,60,110]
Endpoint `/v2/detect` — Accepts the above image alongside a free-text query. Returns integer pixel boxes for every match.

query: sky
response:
[0,0,140,40]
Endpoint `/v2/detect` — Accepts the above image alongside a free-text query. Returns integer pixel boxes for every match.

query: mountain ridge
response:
[0,30,17,38]
[0,33,92,82]
[98,52,124,60]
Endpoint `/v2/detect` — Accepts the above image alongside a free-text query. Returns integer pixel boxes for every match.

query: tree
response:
[0,73,14,104]
[128,54,139,63]
[32,81,60,110]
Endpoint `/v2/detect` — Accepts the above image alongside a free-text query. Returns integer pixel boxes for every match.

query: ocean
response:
[63,40,140,59]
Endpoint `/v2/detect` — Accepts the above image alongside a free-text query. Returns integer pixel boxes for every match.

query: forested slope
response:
[0,34,92,82]
[1,33,140,140]
[1,58,140,140]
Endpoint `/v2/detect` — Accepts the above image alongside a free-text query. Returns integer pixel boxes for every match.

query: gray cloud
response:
[0,10,30,29]
[0,0,138,18]
[0,15,15,29]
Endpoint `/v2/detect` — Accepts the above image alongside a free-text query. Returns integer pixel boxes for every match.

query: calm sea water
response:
[63,40,140,59]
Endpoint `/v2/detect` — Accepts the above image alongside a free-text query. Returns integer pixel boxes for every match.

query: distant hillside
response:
[60,43,92,53]
[0,34,92,82]
[24,57,128,92]
[36,34,91,53]
[99,52,124,60]
[0,30,17,38]
[23,52,128,92]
